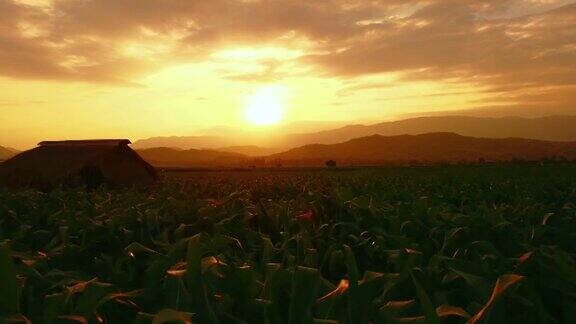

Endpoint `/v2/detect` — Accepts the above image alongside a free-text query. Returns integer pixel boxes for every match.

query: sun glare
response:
[245,85,286,126]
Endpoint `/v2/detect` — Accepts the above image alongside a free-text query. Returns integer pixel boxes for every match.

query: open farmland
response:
[1,164,576,323]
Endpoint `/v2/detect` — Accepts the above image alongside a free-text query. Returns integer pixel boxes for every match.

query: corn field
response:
[1,164,576,323]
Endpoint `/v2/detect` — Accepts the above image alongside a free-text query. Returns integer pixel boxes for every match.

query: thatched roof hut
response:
[0,139,156,189]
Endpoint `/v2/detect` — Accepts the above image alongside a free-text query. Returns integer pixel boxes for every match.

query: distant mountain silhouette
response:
[135,133,576,167]
[266,133,576,166]
[132,121,345,151]
[0,146,19,161]
[197,121,346,136]
[132,136,237,150]
[215,145,280,156]
[132,116,576,152]
[136,147,248,167]
[279,115,576,147]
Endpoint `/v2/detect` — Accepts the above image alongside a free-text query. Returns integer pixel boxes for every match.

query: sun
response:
[245,85,286,126]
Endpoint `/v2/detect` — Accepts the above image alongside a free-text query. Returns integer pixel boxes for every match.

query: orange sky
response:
[1,0,575,149]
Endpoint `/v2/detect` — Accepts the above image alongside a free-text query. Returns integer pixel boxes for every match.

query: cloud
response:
[337,82,397,97]
[305,1,576,111]
[306,2,575,78]
[0,0,574,114]
[0,0,404,83]
[0,0,178,83]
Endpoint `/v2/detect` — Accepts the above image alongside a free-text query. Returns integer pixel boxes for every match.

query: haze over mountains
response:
[215,146,280,156]
[281,115,576,147]
[132,116,576,153]
[132,121,347,152]
[136,147,247,168]
[0,146,19,161]
[4,115,576,167]
[134,132,576,167]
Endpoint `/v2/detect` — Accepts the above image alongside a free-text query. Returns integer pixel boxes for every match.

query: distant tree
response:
[325,160,337,168]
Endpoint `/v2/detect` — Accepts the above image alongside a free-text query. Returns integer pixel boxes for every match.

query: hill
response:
[132,136,236,151]
[136,147,249,167]
[0,146,19,161]
[215,145,280,156]
[280,115,576,147]
[267,133,576,166]
[132,121,345,150]
[133,116,576,151]
[135,133,576,167]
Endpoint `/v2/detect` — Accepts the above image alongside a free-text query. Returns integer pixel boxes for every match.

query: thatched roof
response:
[38,139,131,147]
[0,139,156,189]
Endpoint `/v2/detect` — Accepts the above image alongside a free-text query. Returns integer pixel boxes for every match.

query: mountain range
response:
[132,115,576,152]
[266,133,576,166]
[136,147,247,167]
[135,132,576,167]
[0,146,19,161]
[278,115,576,147]
[4,115,576,167]
[214,146,280,156]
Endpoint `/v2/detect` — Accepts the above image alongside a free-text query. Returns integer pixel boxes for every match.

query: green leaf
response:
[43,293,66,324]
[317,279,349,303]
[0,243,19,315]
[125,242,163,257]
[343,245,364,323]
[288,266,320,324]
[262,263,291,323]
[313,319,339,324]
[0,314,31,324]
[74,281,115,317]
[380,299,416,318]
[435,304,470,319]
[410,270,440,324]
[447,267,490,299]
[151,309,193,324]
[56,315,89,323]
[133,312,154,324]
[469,274,524,324]
[145,238,188,288]
[184,234,219,324]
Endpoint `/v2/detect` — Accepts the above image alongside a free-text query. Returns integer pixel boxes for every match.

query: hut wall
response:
[98,146,156,186]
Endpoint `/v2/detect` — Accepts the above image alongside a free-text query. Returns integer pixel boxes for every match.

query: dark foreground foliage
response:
[1,164,576,323]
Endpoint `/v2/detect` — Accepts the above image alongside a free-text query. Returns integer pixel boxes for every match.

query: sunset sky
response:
[1,0,575,149]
